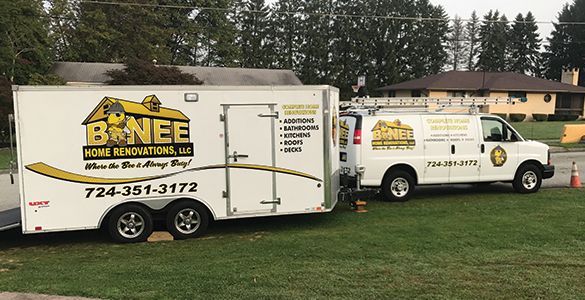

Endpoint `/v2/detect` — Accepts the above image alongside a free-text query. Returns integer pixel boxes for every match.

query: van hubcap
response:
[522,171,537,190]
[174,209,201,234]
[391,178,409,197]
[117,212,145,239]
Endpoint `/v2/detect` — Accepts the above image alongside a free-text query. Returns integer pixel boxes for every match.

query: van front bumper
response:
[543,165,555,179]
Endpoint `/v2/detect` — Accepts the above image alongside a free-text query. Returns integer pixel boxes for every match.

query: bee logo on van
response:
[371,119,415,150]
[82,95,194,160]
[339,119,349,149]
[490,146,507,167]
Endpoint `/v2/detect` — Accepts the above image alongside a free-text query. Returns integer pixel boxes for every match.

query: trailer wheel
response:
[166,201,209,240]
[381,170,415,202]
[513,164,542,194]
[107,204,153,243]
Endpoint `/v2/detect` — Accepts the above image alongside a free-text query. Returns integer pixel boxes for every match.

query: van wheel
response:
[513,164,542,193]
[108,204,153,243]
[381,170,415,202]
[166,201,209,240]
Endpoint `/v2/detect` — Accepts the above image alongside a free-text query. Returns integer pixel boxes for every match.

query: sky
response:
[431,0,573,42]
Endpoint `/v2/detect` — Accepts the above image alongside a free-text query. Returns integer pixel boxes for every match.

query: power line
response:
[77,0,585,26]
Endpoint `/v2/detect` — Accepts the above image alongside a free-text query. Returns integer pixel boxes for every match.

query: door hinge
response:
[220,114,225,122]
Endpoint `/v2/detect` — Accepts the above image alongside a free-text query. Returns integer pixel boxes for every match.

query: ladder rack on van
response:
[342,97,514,114]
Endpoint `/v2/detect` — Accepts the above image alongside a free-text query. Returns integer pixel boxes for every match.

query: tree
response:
[447,16,467,70]
[297,0,335,84]
[545,2,585,82]
[477,10,510,72]
[465,11,480,71]
[271,0,303,70]
[48,0,76,61]
[0,0,52,84]
[69,1,170,63]
[106,60,203,85]
[508,12,541,75]
[194,0,241,67]
[236,0,273,68]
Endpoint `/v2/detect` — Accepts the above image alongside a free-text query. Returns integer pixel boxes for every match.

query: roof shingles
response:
[378,71,585,93]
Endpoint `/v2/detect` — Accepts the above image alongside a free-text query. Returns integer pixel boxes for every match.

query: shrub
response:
[548,114,580,121]
[532,114,548,122]
[509,113,526,122]
[494,113,507,120]
[565,115,580,121]
[548,114,563,121]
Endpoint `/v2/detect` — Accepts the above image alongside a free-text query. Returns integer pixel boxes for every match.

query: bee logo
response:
[490,146,507,167]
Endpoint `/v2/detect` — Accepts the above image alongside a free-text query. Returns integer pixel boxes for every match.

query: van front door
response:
[479,117,519,182]
[224,105,278,215]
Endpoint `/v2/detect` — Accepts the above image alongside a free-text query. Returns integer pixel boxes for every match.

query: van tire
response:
[381,170,415,202]
[108,204,153,243]
[513,164,542,194]
[166,201,209,240]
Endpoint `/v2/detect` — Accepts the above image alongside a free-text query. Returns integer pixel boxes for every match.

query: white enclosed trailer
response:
[4,85,340,242]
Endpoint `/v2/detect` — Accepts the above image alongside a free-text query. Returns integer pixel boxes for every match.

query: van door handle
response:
[451,145,455,154]
[481,144,485,153]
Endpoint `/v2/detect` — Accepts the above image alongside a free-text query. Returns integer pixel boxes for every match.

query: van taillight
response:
[353,129,362,144]
[548,150,551,165]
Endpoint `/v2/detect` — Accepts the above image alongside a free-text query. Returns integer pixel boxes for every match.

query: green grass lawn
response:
[0,148,13,169]
[512,120,585,141]
[1,188,585,299]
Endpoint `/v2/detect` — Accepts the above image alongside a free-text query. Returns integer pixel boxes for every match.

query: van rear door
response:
[339,114,361,186]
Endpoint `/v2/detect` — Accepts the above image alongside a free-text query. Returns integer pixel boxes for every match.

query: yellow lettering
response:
[153,119,172,144]
[87,121,108,146]
[127,117,152,144]
[173,122,189,143]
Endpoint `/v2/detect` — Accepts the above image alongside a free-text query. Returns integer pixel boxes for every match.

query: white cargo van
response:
[1,85,340,242]
[340,97,554,202]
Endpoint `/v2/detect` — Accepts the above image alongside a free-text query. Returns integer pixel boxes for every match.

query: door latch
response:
[258,112,279,118]
[228,151,249,162]
[260,198,281,205]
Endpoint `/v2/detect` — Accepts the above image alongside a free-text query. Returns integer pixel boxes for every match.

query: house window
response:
[411,90,422,97]
[508,91,527,102]
[387,91,396,97]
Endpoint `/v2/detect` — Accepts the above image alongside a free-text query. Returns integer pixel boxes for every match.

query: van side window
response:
[506,127,520,142]
[481,119,505,142]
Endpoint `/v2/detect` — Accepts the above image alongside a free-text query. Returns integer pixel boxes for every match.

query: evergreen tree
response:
[508,12,541,75]
[477,10,509,72]
[194,0,241,67]
[236,0,273,68]
[447,16,467,70]
[407,0,449,78]
[0,0,52,84]
[330,0,367,99]
[465,11,480,71]
[161,0,201,66]
[271,0,303,70]
[297,0,334,84]
[69,1,170,63]
[545,2,585,82]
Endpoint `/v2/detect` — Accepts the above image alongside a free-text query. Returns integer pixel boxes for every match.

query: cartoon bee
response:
[490,146,507,167]
[105,101,129,147]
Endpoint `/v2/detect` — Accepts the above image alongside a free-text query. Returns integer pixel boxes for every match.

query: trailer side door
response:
[224,104,277,215]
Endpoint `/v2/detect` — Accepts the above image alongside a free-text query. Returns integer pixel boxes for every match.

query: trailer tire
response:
[107,204,153,243]
[166,201,209,240]
[381,170,415,202]
[513,164,542,194]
